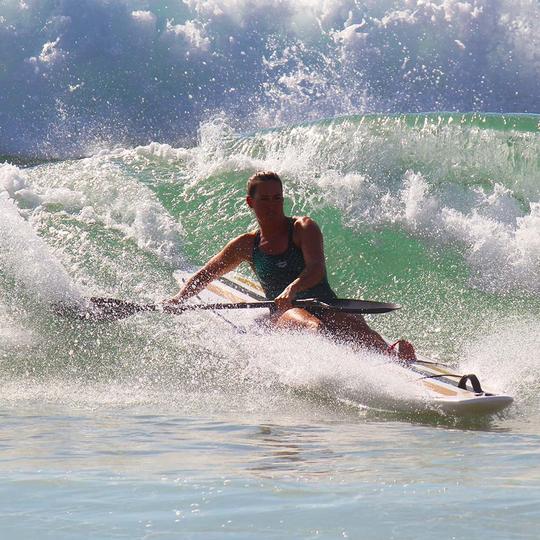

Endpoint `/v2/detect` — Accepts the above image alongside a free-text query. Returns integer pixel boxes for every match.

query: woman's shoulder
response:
[292,215,321,230]
[231,231,257,244]
[223,232,257,261]
[231,231,258,248]
[291,216,323,246]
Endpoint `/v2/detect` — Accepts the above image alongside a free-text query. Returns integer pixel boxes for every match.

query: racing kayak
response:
[176,271,513,417]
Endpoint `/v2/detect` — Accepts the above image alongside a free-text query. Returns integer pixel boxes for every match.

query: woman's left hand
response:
[274,282,298,312]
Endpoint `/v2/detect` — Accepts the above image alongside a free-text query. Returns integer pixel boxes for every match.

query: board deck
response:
[176,271,514,417]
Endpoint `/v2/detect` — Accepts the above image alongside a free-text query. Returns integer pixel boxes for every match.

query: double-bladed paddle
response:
[55,297,400,322]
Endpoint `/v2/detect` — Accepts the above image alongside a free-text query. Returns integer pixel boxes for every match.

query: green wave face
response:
[1,112,539,411]
[158,113,539,350]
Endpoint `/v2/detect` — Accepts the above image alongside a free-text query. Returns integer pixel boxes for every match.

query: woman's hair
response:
[247,171,282,198]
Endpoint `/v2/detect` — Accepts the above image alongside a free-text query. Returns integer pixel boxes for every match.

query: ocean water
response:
[2,111,539,538]
[2,0,540,538]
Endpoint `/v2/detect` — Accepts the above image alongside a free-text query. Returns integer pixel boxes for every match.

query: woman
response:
[166,171,415,359]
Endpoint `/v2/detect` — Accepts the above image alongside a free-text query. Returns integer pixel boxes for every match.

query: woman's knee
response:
[275,308,322,332]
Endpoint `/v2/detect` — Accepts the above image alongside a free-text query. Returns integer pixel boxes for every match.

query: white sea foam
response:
[1,0,538,155]
[1,159,186,269]
[247,330,427,409]
[0,297,430,414]
[0,190,82,304]
[315,168,540,294]
[460,318,540,407]
[0,306,34,350]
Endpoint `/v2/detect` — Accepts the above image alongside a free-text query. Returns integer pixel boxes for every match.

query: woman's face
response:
[247,180,285,222]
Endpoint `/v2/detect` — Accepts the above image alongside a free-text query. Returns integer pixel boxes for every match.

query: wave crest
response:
[1,0,538,156]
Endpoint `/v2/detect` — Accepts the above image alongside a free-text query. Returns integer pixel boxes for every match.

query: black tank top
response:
[251,217,336,300]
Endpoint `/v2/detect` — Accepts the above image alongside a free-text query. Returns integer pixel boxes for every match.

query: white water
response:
[1,0,538,155]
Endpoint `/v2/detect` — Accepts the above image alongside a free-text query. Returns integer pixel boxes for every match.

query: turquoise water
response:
[1,406,540,539]
[1,111,539,537]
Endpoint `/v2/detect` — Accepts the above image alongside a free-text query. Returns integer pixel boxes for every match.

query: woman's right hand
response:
[161,296,185,313]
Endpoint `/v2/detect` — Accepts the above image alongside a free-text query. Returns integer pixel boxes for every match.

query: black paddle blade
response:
[331,299,400,314]
[296,298,400,314]
[54,297,157,322]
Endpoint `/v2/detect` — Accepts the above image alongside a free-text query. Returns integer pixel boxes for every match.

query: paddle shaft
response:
[125,300,278,314]
[118,298,399,316]
[61,296,401,322]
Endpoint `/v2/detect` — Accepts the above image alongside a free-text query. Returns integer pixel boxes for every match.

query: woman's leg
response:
[270,308,416,360]
[320,311,388,352]
[272,307,322,332]
[322,312,416,360]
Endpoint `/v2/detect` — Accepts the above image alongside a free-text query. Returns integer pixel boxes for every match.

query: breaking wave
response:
[1,0,538,156]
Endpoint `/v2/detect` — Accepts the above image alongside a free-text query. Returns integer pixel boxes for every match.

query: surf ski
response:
[175,270,513,417]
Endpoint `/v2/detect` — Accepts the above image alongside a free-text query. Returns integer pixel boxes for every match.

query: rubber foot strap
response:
[457,374,484,393]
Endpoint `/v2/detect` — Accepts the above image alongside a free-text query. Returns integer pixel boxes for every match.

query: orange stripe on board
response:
[234,275,264,293]
[422,381,459,397]
[207,282,246,303]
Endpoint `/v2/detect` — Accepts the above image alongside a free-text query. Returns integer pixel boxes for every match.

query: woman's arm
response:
[167,233,254,304]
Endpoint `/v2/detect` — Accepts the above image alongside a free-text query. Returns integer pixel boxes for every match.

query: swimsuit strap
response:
[254,229,261,249]
[287,217,295,248]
